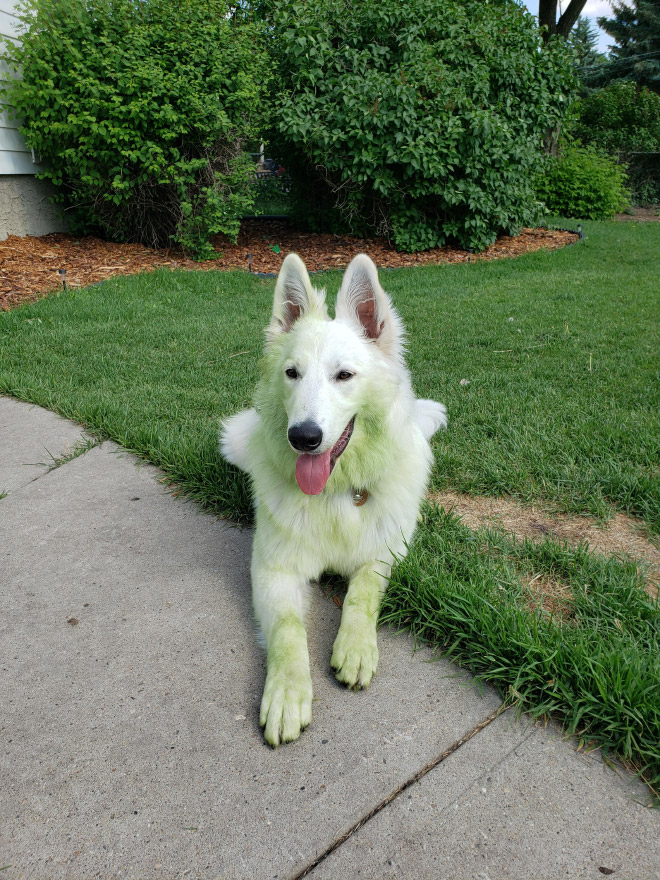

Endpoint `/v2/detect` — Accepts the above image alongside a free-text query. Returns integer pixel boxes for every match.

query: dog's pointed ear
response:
[336,254,404,359]
[267,254,327,342]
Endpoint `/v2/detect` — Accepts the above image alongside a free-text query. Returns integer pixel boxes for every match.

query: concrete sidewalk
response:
[1,395,659,880]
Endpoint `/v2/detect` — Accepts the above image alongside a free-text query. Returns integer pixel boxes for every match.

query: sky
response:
[523,1,616,53]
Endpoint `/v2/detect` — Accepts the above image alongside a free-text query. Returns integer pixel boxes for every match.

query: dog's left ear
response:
[336,255,404,359]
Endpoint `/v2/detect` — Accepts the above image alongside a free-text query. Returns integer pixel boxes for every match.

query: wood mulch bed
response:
[0,218,578,311]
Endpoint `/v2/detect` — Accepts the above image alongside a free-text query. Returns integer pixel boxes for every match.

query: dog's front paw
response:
[331,618,379,690]
[260,670,313,748]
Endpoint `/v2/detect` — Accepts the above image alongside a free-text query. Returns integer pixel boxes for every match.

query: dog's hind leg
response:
[252,554,313,747]
[331,560,390,690]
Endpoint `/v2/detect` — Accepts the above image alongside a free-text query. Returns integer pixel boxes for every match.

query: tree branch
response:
[557,0,588,39]
[538,0,587,41]
[538,0,559,35]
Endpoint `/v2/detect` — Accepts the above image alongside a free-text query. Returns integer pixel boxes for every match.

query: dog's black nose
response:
[288,421,323,452]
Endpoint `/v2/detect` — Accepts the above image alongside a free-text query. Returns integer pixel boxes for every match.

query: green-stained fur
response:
[220,254,447,746]
[253,316,399,497]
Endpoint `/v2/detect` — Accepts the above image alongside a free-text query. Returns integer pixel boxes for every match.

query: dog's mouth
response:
[295,417,355,496]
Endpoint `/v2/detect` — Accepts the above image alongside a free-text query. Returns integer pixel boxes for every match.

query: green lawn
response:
[1,219,659,791]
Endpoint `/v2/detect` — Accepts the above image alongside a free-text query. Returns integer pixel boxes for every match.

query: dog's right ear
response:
[336,254,404,361]
[267,254,327,343]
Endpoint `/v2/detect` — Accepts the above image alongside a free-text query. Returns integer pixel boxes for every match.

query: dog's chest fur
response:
[253,455,425,579]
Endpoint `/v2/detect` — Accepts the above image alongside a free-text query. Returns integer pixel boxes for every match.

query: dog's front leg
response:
[331,560,390,690]
[252,558,313,747]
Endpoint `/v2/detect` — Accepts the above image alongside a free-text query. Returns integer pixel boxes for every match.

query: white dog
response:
[221,253,447,746]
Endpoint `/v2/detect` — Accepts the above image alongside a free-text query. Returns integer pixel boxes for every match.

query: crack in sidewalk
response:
[39,435,102,472]
[291,702,509,880]
[1,435,102,500]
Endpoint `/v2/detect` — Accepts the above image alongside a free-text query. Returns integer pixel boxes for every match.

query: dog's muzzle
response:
[292,417,356,495]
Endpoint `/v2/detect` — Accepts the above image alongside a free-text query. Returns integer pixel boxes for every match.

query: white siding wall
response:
[0,0,39,174]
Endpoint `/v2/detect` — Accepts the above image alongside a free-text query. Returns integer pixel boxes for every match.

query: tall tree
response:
[569,16,609,87]
[539,0,589,40]
[569,15,604,66]
[598,0,660,91]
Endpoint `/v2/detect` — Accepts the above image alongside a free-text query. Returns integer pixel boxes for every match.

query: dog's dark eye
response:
[336,370,354,382]
[285,367,299,379]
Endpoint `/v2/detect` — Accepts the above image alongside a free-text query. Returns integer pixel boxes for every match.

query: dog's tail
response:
[415,399,448,441]
[220,408,260,472]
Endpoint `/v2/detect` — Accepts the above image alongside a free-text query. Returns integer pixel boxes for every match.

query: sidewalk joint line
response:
[42,436,102,472]
[291,701,509,880]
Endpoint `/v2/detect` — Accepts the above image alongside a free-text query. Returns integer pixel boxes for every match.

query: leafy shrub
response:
[572,83,660,205]
[574,82,660,154]
[624,154,660,206]
[263,0,575,252]
[2,0,270,257]
[535,144,630,219]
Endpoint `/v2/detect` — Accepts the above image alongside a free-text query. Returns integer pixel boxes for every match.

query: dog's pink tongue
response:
[295,450,332,495]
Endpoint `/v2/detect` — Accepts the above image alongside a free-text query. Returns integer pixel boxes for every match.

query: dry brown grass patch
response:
[430,491,660,602]
[524,572,575,620]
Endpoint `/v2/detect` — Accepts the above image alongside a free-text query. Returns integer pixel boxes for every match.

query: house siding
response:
[0,0,66,238]
[0,0,36,174]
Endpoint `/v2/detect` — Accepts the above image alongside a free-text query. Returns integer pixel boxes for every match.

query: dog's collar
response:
[352,489,369,507]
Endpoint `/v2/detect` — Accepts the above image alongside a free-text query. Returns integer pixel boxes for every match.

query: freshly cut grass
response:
[1,219,659,788]
[395,222,660,532]
[1,220,658,530]
[0,268,263,521]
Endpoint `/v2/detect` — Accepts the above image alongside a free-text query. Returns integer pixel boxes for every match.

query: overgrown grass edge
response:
[381,503,660,798]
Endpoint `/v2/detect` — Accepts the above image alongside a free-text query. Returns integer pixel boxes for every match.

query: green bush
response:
[535,144,630,219]
[2,0,270,258]
[263,0,575,252]
[572,83,660,205]
[574,82,660,154]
